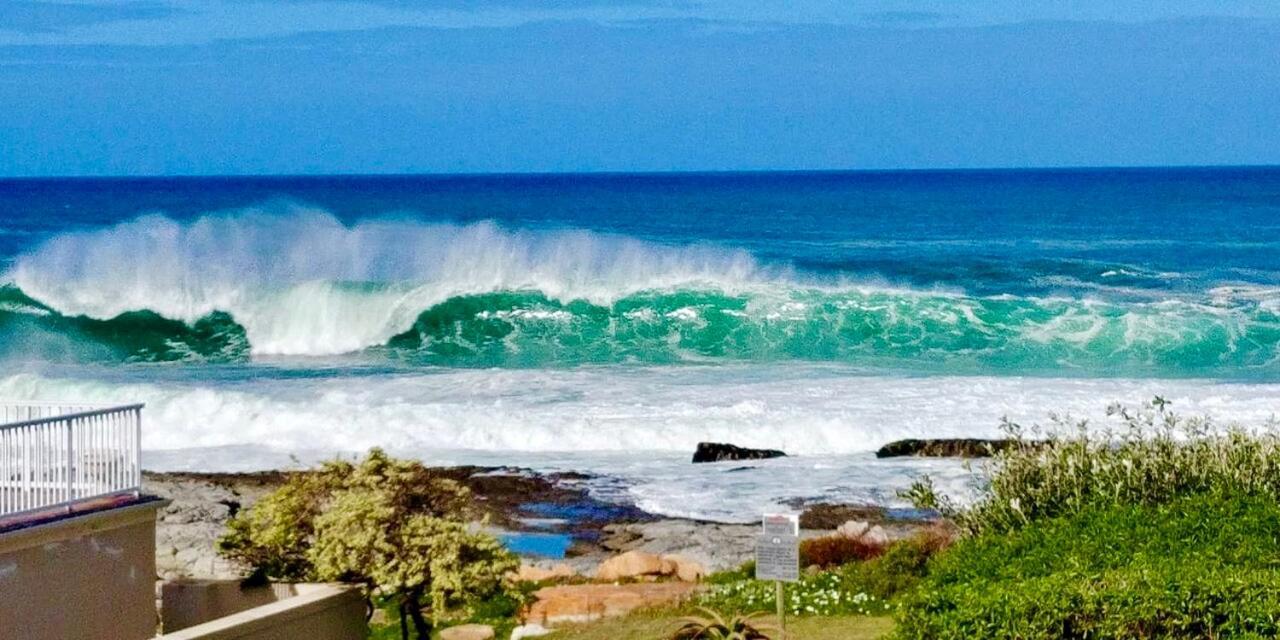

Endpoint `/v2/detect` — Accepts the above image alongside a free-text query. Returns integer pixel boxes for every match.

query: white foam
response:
[7,366,1280,521]
[7,208,775,356]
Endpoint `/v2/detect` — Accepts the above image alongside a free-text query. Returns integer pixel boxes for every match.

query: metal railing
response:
[0,402,144,520]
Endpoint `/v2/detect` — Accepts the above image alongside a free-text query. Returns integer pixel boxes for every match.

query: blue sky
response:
[2,1,1279,175]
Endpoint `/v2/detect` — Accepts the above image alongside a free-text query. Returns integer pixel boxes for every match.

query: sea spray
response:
[1,210,1279,373]
[7,209,771,355]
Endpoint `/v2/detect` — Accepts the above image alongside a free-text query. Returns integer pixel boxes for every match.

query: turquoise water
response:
[2,168,1280,378]
[6,168,1280,519]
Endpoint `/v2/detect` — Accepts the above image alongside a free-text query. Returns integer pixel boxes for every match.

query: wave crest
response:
[5,208,1280,375]
[8,208,770,355]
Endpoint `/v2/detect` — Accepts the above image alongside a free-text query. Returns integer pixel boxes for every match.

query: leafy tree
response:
[218,449,518,638]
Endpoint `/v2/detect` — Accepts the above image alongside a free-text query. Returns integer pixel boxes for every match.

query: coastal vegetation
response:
[671,608,775,639]
[692,398,1280,639]
[212,399,1280,639]
[894,397,1280,638]
[217,449,518,639]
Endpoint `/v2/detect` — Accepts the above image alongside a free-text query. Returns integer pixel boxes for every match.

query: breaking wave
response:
[4,209,1280,375]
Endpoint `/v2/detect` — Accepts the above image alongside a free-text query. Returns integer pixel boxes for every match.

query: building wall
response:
[157,583,367,640]
[0,500,164,640]
[162,581,355,633]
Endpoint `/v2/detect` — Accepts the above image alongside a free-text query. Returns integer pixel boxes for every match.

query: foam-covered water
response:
[2,170,1280,520]
[12,362,1280,521]
[8,365,1280,521]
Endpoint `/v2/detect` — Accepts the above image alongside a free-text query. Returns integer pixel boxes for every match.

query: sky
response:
[2,1,1279,176]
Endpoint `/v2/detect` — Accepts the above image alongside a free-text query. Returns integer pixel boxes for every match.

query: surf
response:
[3,208,1280,376]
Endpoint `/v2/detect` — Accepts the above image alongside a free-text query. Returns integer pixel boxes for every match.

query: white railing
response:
[0,402,144,520]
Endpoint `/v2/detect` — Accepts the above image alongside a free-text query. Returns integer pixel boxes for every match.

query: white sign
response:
[756,513,800,582]
[762,512,799,537]
[755,533,800,582]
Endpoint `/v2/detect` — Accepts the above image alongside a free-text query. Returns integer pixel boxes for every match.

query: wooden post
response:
[776,580,786,639]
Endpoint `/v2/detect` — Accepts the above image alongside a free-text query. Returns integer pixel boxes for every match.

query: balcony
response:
[0,402,144,527]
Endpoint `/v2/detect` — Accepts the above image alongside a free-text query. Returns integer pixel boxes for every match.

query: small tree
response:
[218,449,518,638]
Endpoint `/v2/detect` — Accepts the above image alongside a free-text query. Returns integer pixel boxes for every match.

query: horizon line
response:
[3,162,1280,181]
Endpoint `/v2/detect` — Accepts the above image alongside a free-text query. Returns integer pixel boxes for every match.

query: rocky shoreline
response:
[146,466,936,581]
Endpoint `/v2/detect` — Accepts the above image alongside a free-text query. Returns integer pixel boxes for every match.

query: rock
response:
[599,526,643,552]
[692,442,786,463]
[510,623,555,639]
[862,525,890,546]
[661,554,706,582]
[660,557,678,575]
[525,583,700,626]
[833,519,891,546]
[874,438,1029,458]
[836,520,871,539]
[595,551,667,581]
[515,563,577,583]
[593,520,758,573]
[799,503,887,529]
[440,624,496,640]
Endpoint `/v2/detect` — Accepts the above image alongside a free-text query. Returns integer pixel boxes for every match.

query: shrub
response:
[671,608,777,639]
[799,534,884,569]
[218,449,518,638]
[838,527,953,601]
[908,397,1280,535]
[894,494,1280,639]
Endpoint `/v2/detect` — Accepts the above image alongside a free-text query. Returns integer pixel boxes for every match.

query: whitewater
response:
[3,170,1279,521]
[6,209,1280,376]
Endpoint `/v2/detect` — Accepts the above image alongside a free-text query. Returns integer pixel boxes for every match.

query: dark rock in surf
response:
[692,442,787,464]
[875,438,1032,458]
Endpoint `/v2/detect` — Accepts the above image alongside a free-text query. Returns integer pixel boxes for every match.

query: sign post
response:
[756,513,800,640]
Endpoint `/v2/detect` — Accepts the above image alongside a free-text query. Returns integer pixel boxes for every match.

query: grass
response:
[550,611,894,640]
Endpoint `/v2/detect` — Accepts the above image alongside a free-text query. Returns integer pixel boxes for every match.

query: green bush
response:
[218,449,518,639]
[837,527,951,601]
[895,494,1280,639]
[909,398,1280,535]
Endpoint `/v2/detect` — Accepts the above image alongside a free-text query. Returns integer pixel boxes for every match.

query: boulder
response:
[440,624,495,640]
[661,554,707,582]
[836,520,871,539]
[525,583,700,626]
[834,519,890,546]
[692,442,786,463]
[595,550,666,581]
[514,563,577,583]
[874,438,1029,458]
[510,623,555,639]
[862,525,890,546]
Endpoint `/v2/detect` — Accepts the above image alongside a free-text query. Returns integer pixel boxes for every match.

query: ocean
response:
[3,168,1280,520]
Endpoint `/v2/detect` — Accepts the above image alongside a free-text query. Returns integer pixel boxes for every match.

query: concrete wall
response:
[162,581,353,633]
[0,500,164,640]
[157,583,367,640]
